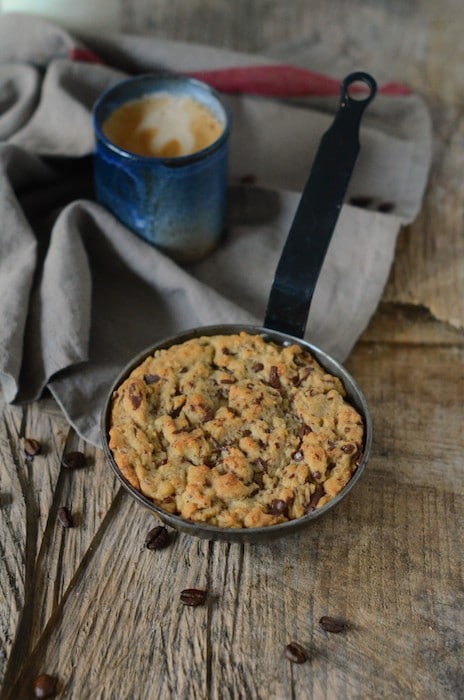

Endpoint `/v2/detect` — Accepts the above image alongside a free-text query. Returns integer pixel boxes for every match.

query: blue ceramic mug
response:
[93,74,231,264]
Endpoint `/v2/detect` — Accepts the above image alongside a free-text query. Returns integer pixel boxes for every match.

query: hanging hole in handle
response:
[342,72,377,104]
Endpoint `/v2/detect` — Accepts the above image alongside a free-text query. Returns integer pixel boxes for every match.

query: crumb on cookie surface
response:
[108,332,364,528]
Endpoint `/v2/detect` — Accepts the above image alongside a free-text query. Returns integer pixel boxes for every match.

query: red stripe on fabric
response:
[190,65,413,97]
[68,50,412,97]
[69,47,104,64]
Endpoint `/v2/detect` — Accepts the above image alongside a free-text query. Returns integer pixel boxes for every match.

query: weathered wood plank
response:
[6,339,463,700]
[361,302,464,348]
[0,401,69,689]
[7,495,213,699]
[0,403,120,692]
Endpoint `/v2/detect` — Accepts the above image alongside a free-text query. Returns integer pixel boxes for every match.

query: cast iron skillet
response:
[101,72,377,543]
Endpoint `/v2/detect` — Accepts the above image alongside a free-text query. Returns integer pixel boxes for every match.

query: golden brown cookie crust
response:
[108,332,364,528]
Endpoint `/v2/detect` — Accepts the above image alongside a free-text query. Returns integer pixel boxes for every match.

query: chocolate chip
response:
[252,362,264,372]
[269,499,288,516]
[169,405,183,419]
[269,366,281,389]
[319,616,348,633]
[292,450,304,461]
[61,451,86,470]
[220,378,236,384]
[305,485,324,513]
[285,641,308,664]
[342,444,355,454]
[222,347,232,355]
[256,457,268,472]
[202,408,215,422]
[145,525,170,550]
[144,374,161,384]
[128,383,142,409]
[57,506,73,528]
[24,438,42,458]
[298,424,312,437]
[33,673,57,698]
[180,588,207,606]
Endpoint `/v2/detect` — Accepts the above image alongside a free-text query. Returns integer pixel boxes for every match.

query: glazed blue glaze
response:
[93,74,231,264]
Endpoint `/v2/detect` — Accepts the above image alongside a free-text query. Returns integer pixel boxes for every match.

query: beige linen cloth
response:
[0,14,432,446]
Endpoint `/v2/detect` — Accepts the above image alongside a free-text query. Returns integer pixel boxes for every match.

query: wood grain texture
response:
[2,331,463,699]
[2,2,464,699]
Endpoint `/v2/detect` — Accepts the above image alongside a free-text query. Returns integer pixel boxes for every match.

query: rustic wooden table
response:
[1,2,463,698]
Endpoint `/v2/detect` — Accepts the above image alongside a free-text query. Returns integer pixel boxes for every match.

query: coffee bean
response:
[61,451,86,470]
[285,641,308,664]
[319,616,348,633]
[33,673,57,698]
[180,588,207,606]
[24,438,42,458]
[57,506,73,529]
[145,525,169,550]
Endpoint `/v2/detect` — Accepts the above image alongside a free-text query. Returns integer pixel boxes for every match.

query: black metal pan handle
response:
[264,71,377,338]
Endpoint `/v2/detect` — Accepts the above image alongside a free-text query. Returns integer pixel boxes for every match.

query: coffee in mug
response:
[101,93,224,158]
[93,75,231,264]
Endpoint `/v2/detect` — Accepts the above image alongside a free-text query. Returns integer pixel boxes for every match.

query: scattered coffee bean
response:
[57,506,73,529]
[145,525,170,550]
[285,641,308,664]
[180,588,207,606]
[24,438,42,458]
[33,673,57,698]
[319,616,348,633]
[61,451,86,470]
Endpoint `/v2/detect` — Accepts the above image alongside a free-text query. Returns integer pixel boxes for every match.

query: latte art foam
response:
[102,93,224,158]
